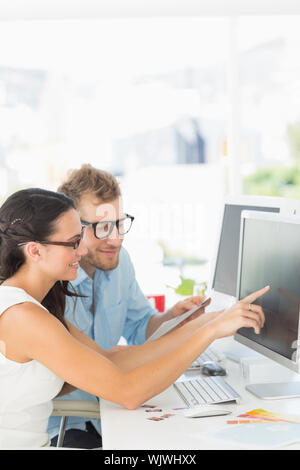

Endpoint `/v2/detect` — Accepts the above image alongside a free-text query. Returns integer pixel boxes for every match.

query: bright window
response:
[1,15,298,292]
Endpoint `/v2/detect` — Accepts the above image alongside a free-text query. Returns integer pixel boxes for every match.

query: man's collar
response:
[71,266,89,287]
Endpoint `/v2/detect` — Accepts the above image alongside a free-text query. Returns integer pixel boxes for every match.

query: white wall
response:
[0,0,300,20]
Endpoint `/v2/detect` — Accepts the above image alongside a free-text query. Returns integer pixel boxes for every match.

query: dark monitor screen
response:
[238,217,300,361]
[212,204,280,296]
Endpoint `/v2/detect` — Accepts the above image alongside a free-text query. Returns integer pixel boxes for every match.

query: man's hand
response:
[146,295,211,340]
[166,295,211,324]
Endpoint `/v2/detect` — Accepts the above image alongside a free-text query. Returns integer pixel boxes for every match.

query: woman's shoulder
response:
[0,288,64,346]
[0,286,46,316]
[0,287,67,364]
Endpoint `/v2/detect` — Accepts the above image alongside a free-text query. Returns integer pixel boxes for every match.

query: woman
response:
[0,188,269,449]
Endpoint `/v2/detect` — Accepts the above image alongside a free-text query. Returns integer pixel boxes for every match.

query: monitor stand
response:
[246,382,300,399]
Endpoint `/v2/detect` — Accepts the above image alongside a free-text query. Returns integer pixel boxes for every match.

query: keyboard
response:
[173,376,240,407]
[188,346,225,370]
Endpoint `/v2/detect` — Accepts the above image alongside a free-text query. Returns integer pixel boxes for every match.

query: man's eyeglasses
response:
[81,214,134,240]
[18,226,86,250]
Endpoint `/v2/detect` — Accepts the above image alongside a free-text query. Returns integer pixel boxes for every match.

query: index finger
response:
[241,285,270,304]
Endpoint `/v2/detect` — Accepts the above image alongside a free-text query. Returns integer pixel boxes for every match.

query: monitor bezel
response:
[208,195,288,295]
[234,210,300,374]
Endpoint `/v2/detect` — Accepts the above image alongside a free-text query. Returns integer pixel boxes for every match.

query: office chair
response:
[51,399,101,448]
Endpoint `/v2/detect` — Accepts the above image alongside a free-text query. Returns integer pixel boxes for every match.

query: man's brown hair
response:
[58,164,121,207]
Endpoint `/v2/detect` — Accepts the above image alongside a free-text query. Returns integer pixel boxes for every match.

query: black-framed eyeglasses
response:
[18,226,86,250]
[81,214,134,240]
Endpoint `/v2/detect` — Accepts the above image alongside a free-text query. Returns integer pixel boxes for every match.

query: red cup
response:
[147,295,165,313]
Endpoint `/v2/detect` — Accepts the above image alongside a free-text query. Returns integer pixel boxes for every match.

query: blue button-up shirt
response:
[48,247,157,438]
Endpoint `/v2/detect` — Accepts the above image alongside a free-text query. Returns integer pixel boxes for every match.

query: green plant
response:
[243,165,300,198]
[166,277,207,296]
[174,277,195,296]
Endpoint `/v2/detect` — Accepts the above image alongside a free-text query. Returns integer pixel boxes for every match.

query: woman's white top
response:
[0,286,64,449]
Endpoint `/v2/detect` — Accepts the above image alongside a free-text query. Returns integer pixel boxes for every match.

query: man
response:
[48,164,206,448]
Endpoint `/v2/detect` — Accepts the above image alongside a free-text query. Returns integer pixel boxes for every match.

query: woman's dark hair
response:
[0,187,81,329]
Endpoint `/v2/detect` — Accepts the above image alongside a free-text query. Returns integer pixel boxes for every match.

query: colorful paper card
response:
[237,408,300,423]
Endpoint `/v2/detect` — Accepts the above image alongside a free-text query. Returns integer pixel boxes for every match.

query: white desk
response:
[100,338,300,450]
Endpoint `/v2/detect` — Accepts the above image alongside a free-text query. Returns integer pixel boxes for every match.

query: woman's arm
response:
[21,304,218,409]
[66,311,221,373]
[104,311,222,372]
[4,302,215,409]
[2,286,268,409]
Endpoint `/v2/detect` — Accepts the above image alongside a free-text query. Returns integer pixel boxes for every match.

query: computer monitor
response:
[207,196,288,312]
[235,210,300,399]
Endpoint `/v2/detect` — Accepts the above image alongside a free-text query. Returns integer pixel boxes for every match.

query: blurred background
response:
[1,1,300,298]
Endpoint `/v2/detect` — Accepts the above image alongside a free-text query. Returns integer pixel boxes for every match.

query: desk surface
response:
[100,338,300,450]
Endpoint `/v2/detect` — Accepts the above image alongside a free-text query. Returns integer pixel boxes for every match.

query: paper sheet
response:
[208,422,300,449]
